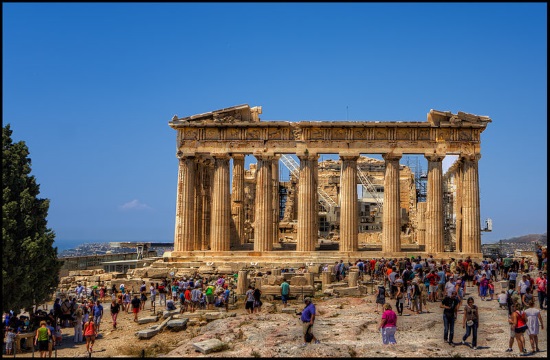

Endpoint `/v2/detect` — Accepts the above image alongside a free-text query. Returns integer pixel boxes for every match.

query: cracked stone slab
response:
[192,338,225,354]
[137,316,158,325]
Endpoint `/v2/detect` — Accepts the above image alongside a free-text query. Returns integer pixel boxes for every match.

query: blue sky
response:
[3,3,547,249]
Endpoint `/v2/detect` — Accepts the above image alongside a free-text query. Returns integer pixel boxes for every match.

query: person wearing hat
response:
[300,297,320,346]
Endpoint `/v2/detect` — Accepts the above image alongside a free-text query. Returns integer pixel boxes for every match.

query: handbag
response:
[466,320,474,326]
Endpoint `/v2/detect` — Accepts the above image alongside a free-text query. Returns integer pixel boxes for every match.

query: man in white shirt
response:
[445,276,456,298]
[517,274,530,295]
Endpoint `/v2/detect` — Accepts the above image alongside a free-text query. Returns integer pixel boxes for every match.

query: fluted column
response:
[272,156,281,247]
[231,154,245,246]
[425,154,445,253]
[340,155,359,252]
[200,159,214,250]
[297,154,319,252]
[455,162,464,253]
[416,201,427,247]
[193,158,203,251]
[254,154,274,252]
[382,153,402,253]
[210,154,231,252]
[174,154,195,252]
[461,154,482,254]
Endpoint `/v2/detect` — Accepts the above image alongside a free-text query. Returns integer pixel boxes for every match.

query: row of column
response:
[173,152,482,255]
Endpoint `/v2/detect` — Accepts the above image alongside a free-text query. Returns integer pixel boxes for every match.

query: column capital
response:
[211,153,231,160]
[297,153,319,161]
[382,153,402,161]
[424,153,445,162]
[339,155,360,162]
[231,154,246,161]
[254,154,275,162]
[176,151,195,159]
[460,153,482,162]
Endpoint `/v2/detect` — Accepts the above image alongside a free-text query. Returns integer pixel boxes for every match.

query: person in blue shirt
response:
[300,297,320,346]
[437,267,447,301]
[93,301,103,333]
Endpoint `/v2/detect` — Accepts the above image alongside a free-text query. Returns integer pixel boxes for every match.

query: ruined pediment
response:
[170,104,262,124]
[427,109,492,127]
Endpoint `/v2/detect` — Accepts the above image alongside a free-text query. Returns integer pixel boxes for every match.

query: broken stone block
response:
[334,287,362,296]
[167,318,188,331]
[136,328,159,339]
[204,313,222,321]
[163,310,180,319]
[290,276,308,286]
[193,338,225,354]
[137,316,158,325]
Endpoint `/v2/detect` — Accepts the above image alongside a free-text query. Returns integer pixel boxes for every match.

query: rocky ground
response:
[7,285,547,358]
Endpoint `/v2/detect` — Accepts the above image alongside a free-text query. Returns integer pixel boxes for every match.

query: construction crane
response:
[280,154,338,211]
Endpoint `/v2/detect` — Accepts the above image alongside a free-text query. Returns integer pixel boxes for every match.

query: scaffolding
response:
[280,154,338,211]
[405,156,427,203]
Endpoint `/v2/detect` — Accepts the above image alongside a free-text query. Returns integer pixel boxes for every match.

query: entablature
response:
[169,106,490,156]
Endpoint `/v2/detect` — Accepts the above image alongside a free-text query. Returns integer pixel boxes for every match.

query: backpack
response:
[506,289,515,305]
[413,283,420,297]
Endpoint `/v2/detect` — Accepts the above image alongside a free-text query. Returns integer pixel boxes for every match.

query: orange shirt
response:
[386,268,393,276]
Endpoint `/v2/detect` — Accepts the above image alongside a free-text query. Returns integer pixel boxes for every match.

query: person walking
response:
[300,297,320,347]
[150,282,157,309]
[253,287,262,313]
[378,303,397,345]
[73,305,83,343]
[83,317,96,355]
[245,285,255,314]
[281,279,290,308]
[131,294,141,322]
[34,321,51,358]
[395,280,405,316]
[375,284,386,312]
[93,300,103,333]
[440,290,460,347]
[524,299,544,353]
[110,298,120,329]
[461,297,479,349]
[511,302,529,355]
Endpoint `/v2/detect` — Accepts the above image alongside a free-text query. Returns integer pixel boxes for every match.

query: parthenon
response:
[164,104,491,264]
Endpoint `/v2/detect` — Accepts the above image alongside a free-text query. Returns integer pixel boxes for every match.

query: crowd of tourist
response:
[339,253,547,354]
[2,248,547,355]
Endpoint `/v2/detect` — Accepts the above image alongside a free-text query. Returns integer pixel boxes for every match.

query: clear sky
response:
[3,3,547,249]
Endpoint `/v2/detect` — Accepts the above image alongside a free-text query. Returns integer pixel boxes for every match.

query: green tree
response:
[2,124,62,314]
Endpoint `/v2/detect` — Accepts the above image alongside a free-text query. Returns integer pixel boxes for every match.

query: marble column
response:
[200,159,214,250]
[416,201,427,247]
[340,155,359,252]
[174,154,195,252]
[425,154,445,254]
[254,154,274,252]
[297,154,319,252]
[272,156,281,248]
[461,154,482,255]
[210,154,231,252]
[454,163,464,253]
[382,153,402,253]
[193,158,203,251]
[231,154,245,246]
